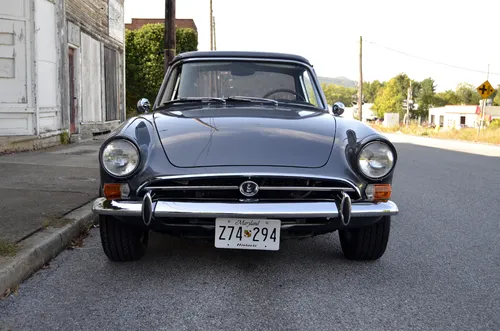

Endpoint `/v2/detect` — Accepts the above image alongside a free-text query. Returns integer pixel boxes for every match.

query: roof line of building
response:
[125,18,197,32]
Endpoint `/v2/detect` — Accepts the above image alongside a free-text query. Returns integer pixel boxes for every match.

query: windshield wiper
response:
[225,96,278,106]
[277,100,323,110]
[161,97,226,106]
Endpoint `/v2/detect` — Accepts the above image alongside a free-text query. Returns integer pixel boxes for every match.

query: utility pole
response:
[406,81,412,127]
[213,16,217,50]
[210,0,213,50]
[358,36,363,122]
[477,64,490,136]
[164,0,176,73]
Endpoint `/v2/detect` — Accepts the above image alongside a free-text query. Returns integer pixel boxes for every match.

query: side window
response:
[161,66,180,104]
[301,71,319,106]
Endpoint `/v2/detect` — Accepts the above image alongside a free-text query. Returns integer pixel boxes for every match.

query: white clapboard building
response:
[0,0,125,152]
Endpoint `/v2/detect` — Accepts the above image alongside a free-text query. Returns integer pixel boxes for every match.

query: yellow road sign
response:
[476,80,495,99]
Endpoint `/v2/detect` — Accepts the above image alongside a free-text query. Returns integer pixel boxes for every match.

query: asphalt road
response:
[1,142,500,331]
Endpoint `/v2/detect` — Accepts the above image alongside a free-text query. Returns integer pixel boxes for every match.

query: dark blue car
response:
[92,51,399,262]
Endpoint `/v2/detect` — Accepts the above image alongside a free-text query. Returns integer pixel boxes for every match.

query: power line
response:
[363,39,500,77]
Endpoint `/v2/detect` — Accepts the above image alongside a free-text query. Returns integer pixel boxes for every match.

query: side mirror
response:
[331,102,345,116]
[137,98,151,113]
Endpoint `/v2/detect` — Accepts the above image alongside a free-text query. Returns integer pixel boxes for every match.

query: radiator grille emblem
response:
[239,181,259,197]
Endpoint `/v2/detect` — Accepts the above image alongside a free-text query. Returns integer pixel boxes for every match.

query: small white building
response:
[485,106,500,122]
[343,103,377,121]
[428,105,479,129]
[0,0,125,152]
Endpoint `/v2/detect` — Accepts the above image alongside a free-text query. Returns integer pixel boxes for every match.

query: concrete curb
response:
[0,200,97,296]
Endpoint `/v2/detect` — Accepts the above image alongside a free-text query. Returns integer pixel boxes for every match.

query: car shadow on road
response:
[144,230,345,263]
[83,227,399,294]
[93,228,392,282]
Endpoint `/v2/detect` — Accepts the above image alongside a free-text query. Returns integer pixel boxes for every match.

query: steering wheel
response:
[263,88,306,102]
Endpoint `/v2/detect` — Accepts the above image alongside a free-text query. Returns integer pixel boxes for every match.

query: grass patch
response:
[0,240,17,257]
[371,125,400,133]
[59,131,70,145]
[42,218,73,229]
[434,127,500,145]
[370,123,500,145]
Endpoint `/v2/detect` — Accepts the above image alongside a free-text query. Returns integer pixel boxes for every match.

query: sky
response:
[124,0,500,92]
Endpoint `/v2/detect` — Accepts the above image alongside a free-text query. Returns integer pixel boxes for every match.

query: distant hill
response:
[318,76,357,88]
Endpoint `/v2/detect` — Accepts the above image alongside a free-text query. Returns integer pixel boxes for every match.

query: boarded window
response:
[104,47,118,121]
[81,32,102,122]
[0,19,27,103]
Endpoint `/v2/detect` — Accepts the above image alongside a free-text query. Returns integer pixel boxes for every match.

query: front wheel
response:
[338,216,391,260]
[99,215,149,262]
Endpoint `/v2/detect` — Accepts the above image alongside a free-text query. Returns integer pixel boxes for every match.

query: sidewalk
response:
[0,137,104,295]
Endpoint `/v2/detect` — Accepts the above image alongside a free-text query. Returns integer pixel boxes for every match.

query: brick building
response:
[0,0,126,152]
[125,18,197,33]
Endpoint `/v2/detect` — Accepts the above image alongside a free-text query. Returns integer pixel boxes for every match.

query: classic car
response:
[92,51,399,262]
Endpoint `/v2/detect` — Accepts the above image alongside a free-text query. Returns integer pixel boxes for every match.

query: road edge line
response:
[0,200,97,296]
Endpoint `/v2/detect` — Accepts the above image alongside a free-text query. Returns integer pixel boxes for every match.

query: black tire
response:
[99,215,149,262]
[338,216,391,261]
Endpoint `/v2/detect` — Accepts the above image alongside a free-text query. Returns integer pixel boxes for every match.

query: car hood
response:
[153,105,337,168]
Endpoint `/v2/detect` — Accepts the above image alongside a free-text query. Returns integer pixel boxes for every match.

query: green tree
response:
[393,73,411,96]
[415,77,437,116]
[492,84,500,106]
[372,73,421,118]
[125,24,198,114]
[372,77,405,117]
[435,90,459,106]
[363,80,384,103]
[455,82,481,105]
[321,83,357,106]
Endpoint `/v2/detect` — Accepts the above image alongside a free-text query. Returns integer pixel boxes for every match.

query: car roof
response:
[171,51,313,66]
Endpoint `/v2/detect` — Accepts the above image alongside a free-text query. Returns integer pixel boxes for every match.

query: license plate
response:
[215,218,281,251]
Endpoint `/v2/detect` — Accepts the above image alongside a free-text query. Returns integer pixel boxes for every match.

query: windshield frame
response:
[153,56,329,112]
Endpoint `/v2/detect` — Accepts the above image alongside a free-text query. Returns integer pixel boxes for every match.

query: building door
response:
[68,47,77,133]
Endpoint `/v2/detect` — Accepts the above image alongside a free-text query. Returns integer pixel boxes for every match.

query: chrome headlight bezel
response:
[356,140,396,180]
[100,138,141,178]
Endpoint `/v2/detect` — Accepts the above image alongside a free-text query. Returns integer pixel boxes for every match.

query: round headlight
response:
[101,139,140,177]
[357,141,395,179]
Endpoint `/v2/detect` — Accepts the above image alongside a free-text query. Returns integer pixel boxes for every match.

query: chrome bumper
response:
[92,198,399,219]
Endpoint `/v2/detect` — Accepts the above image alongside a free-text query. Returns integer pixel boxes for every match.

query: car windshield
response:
[158,60,325,109]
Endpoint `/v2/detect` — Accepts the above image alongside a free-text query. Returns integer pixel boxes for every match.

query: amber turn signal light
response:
[103,184,122,199]
[365,184,392,201]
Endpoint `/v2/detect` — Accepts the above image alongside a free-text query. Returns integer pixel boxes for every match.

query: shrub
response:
[489,119,500,129]
[125,24,198,115]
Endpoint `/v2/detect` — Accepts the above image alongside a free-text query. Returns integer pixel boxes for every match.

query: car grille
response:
[137,174,361,202]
